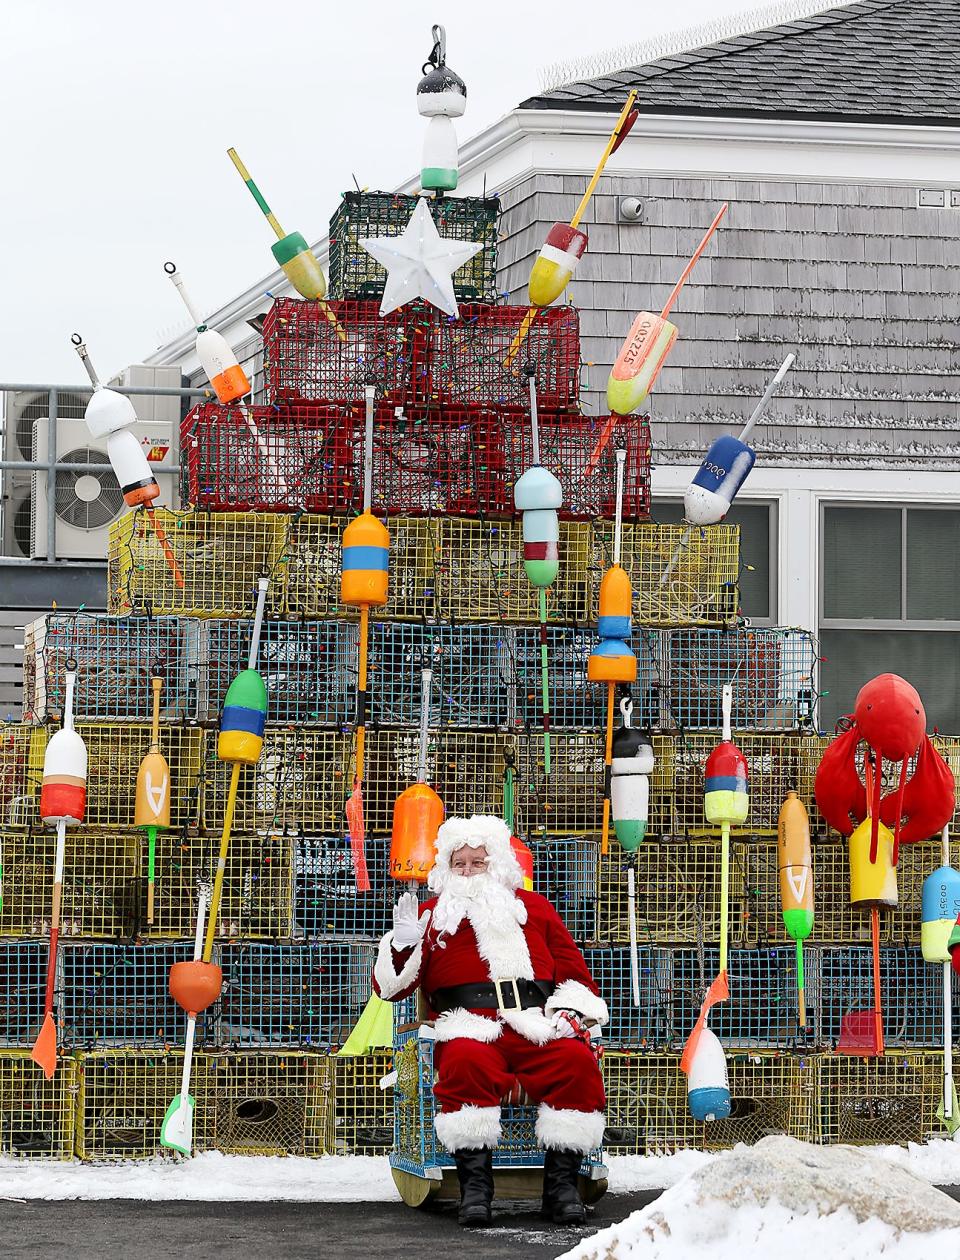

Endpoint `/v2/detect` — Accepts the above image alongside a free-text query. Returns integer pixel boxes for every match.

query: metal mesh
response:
[262,299,581,410]
[513,628,660,733]
[23,614,197,724]
[584,946,671,1048]
[816,948,949,1049]
[219,943,375,1049]
[0,832,139,939]
[201,729,352,836]
[145,832,294,942]
[667,734,812,836]
[294,836,394,941]
[815,1052,941,1145]
[362,731,503,833]
[75,1049,197,1160]
[890,837,960,946]
[0,724,41,828]
[596,841,723,948]
[0,1051,76,1159]
[602,1052,815,1154]
[668,947,804,1051]
[333,1051,394,1154]
[590,523,740,628]
[514,734,674,840]
[108,509,289,618]
[369,622,511,729]
[328,192,498,302]
[201,1051,332,1155]
[61,942,212,1049]
[532,837,599,944]
[666,629,818,731]
[0,943,46,1046]
[200,619,356,727]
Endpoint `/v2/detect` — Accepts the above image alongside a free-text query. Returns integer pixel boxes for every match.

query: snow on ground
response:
[563,1137,960,1260]
[0,1140,959,1202]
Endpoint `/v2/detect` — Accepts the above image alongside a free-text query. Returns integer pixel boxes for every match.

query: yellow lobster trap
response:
[108,509,290,618]
[814,1052,944,1146]
[0,724,41,828]
[597,840,724,948]
[590,522,739,629]
[144,832,295,941]
[0,831,140,940]
[0,1050,77,1159]
[200,1051,333,1156]
[333,1052,394,1155]
[201,729,353,836]
[602,1051,814,1154]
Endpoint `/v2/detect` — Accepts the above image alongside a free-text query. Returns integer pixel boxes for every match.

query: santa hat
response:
[427,815,523,894]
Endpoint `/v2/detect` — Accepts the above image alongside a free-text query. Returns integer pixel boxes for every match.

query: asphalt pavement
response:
[0,1193,661,1260]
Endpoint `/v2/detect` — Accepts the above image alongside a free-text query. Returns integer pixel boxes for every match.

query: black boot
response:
[454,1147,494,1227]
[541,1149,586,1225]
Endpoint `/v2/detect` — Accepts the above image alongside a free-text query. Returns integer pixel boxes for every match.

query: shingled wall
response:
[497,173,960,470]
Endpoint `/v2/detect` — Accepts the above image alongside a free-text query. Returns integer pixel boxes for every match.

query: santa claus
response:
[372,815,608,1228]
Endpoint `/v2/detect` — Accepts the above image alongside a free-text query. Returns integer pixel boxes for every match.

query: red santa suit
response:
[373,817,607,1157]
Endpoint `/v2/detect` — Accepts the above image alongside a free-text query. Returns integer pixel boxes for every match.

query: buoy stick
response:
[363,384,375,512]
[718,683,733,976]
[660,204,728,321]
[160,885,209,1154]
[227,147,286,239]
[569,92,638,230]
[737,353,795,445]
[416,668,431,784]
[796,937,806,1028]
[600,454,628,857]
[248,576,270,671]
[143,508,186,590]
[527,369,541,468]
[146,674,162,924]
[204,762,241,961]
[503,309,540,372]
[658,526,692,591]
[628,862,640,1007]
[539,590,551,777]
[871,905,883,1053]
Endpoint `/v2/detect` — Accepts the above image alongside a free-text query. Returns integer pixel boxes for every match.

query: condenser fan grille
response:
[15,392,87,459]
[56,448,124,529]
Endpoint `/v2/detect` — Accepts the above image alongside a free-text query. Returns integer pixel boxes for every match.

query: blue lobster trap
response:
[294,835,395,941]
[582,947,671,1049]
[816,947,953,1049]
[201,619,356,727]
[368,622,511,729]
[0,943,47,1046]
[668,947,805,1051]
[219,942,375,1049]
[23,613,197,723]
[514,627,661,732]
[390,996,607,1207]
[531,838,599,944]
[60,942,213,1048]
[666,628,817,732]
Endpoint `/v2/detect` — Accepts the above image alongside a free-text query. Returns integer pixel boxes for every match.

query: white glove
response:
[391,891,426,950]
[549,1008,586,1040]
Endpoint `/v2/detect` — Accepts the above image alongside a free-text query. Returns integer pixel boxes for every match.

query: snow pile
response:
[564,1136,960,1259]
[0,1152,396,1201]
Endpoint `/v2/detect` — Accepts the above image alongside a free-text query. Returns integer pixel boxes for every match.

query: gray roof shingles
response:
[521,0,960,124]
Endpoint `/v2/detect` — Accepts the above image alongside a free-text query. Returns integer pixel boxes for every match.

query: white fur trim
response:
[545,980,609,1027]
[536,1105,605,1154]
[500,1006,557,1045]
[428,815,523,894]
[434,1008,503,1043]
[373,930,424,1001]
[435,1104,502,1153]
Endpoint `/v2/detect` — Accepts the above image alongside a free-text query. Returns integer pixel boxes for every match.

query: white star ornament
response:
[360,197,482,319]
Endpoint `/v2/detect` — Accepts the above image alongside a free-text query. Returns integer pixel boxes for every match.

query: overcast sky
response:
[1,0,824,384]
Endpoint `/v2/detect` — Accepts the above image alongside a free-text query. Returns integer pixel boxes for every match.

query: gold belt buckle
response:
[493,978,521,1012]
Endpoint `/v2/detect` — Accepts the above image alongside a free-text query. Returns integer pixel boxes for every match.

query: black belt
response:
[431,979,554,1013]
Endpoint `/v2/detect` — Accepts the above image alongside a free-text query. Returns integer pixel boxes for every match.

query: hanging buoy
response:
[848,817,898,910]
[217,668,268,765]
[610,698,653,852]
[416,25,467,192]
[922,865,960,963]
[686,1025,731,1122]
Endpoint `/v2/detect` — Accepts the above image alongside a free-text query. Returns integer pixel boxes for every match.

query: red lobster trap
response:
[182,400,651,520]
[261,298,581,411]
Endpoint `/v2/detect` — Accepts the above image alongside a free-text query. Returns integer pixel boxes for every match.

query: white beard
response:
[431,873,533,981]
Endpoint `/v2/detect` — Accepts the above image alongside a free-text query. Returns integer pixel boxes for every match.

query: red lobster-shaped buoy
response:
[815,673,954,865]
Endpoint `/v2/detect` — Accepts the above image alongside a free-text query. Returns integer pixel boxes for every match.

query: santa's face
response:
[450,844,489,878]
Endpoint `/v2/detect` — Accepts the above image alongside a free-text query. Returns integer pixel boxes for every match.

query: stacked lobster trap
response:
[1,185,955,1167]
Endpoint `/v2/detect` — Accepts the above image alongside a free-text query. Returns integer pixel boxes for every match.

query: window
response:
[820,505,960,732]
[654,500,776,625]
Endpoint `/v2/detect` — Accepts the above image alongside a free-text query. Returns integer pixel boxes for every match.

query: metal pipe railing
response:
[0,380,209,563]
